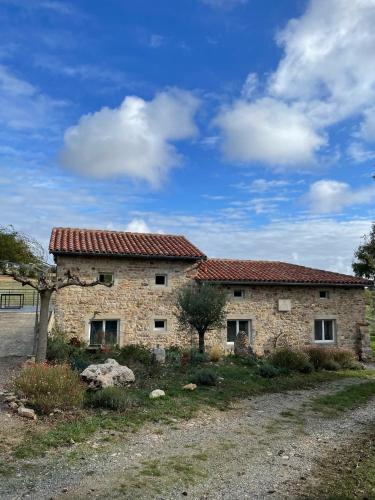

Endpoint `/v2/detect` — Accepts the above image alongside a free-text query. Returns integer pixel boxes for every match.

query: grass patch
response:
[371,335,375,355]
[298,423,375,499]
[312,380,375,416]
[13,365,374,459]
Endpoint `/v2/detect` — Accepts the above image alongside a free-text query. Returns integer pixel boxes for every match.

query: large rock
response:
[81,359,135,389]
[18,407,37,420]
[152,346,166,364]
[149,389,165,399]
[234,331,256,359]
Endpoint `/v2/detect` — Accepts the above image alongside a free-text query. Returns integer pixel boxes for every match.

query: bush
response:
[86,387,130,411]
[329,348,357,369]
[191,368,218,386]
[304,346,330,370]
[46,329,72,363]
[13,363,85,414]
[190,350,206,365]
[268,348,311,373]
[116,344,152,366]
[209,345,222,363]
[304,346,358,370]
[258,363,280,378]
[322,359,341,371]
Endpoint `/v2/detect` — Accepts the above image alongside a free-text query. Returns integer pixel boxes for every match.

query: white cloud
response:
[125,218,151,233]
[0,64,65,130]
[214,97,326,166]
[60,88,200,186]
[270,0,375,124]
[347,142,375,163]
[247,179,290,192]
[241,73,258,99]
[306,179,375,213]
[360,108,375,142]
[128,211,372,274]
[214,0,375,167]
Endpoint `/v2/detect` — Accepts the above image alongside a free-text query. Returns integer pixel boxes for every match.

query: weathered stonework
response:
[54,255,369,355]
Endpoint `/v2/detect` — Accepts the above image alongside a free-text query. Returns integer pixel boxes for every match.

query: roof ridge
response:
[51,226,186,239]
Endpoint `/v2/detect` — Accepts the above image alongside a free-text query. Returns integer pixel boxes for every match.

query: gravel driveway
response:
[1,376,374,499]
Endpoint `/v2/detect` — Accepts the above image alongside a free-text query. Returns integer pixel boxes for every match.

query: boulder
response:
[18,407,37,420]
[152,346,166,364]
[234,331,255,359]
[183,383,197,391]
[81,359,135,389]
[149,389,165,399]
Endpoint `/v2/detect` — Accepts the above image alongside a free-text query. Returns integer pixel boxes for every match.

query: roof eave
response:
[50,250,206,261]
[195,279,370,288]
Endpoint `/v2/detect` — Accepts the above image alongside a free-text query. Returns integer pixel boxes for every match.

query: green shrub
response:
[304,346,330,370]
[258,363,280,378]
[191,368,218,386]
[190,350,206,365]
[268,348,310,373]
[13,363,85,414]
[329,348,357,369]
[304,346,358,370]
[86,387,130,411]
[46,329,72,363]
[322,359,341,371]
[116,344,152,366]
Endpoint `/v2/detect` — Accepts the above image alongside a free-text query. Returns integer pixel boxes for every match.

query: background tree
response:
[0,227,111,361]
[0,225,45,266]
[176,283,227,353]
[352,223,375,280]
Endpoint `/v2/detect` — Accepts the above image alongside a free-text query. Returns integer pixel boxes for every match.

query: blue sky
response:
[1,0,375,272]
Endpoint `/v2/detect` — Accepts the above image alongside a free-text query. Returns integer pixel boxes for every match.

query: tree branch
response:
[56,270,113,290]
[0,267,39,290]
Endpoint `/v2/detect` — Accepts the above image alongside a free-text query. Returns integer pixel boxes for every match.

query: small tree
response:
[176,283,227,353]
[353,223,375,280]
[0,229,112,362]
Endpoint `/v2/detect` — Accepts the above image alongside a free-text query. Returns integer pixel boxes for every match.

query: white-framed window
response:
[155,274,167,286]
[314,319,335,343]
[233,289,245,299]
[90,319,118,346]
[154,319,167,332]
[98,272,114,285]
[319,290,329,299]
[227,319,251,344]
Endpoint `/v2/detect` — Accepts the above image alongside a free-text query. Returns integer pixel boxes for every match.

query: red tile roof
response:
[49,227,206,260]
[196,259,371,286]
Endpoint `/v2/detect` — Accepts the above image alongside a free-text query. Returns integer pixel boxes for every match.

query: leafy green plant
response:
[257,363,280,378]
[322,359,341,371]
[86,387,131,411]
[191,368,218,386]
[116,344,152,366]
[13,363,85,414]
[303,346,330,370]
[268,347,311,373]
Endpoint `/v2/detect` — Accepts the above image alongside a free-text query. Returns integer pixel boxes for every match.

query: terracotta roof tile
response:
[49,227,206,260]
[196,259,371,286]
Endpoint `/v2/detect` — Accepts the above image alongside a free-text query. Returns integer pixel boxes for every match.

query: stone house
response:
[50,227,373,357]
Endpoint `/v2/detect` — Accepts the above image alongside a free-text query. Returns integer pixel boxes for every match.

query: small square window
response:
[233,289,245,298]
[154,319,167,332]
[155,274,167,286]
[99,273,114,284]
[319,290,329,299]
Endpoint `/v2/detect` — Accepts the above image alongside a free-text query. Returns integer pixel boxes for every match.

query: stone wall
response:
[54,255,367,354]
[54,255,200,349]
[214,284,366,354]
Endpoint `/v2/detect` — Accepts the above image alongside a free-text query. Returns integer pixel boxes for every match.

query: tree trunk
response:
[35,289,52,362]
[198,330,205,353]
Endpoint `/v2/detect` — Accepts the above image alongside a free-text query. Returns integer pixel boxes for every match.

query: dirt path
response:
[1,377,374,499]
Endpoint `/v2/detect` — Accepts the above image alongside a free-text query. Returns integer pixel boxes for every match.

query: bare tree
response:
[1,261,111,361]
